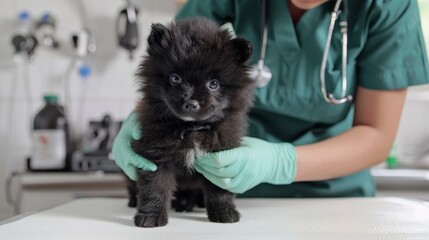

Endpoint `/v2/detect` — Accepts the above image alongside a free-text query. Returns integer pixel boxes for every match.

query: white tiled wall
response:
[0,0,177,220]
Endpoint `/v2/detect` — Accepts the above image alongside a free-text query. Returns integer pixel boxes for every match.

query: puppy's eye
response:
[208,79,220,90]
[169,74,181,85]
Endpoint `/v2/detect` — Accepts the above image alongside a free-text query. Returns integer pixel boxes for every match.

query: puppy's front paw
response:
[207,208,240,223]
[134,212,168,227]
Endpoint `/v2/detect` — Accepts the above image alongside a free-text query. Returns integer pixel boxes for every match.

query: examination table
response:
[1,197,428,239]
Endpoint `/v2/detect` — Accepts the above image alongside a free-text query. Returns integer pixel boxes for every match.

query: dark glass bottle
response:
[29,95,71,171]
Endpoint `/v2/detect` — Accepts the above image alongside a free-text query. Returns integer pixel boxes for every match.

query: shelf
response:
[20,172,125,189]
[371,168,429,189]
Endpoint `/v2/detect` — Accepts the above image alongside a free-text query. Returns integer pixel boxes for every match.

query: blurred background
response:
[0,0,428,221]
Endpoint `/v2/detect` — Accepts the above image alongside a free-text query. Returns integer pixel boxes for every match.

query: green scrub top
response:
[176,0,429,197]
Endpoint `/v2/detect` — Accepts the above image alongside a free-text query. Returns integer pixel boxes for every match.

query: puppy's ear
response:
[147,23,171,50]
[227,38,253,64]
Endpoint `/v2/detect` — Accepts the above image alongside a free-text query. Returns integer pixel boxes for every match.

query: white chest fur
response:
[184,142,206,170]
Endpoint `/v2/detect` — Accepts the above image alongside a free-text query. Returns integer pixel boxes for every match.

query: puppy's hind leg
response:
[134,165,176,227]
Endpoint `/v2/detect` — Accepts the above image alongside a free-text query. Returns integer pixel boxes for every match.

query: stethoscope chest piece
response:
[249,60,272,88]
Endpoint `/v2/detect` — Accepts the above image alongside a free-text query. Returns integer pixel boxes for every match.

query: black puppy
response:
[130,17,254,228]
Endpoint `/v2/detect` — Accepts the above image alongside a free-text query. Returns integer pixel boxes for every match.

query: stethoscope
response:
[249,0,353,105]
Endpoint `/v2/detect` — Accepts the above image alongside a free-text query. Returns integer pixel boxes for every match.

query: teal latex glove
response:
[194,137,297,194]
[112,112,157,180]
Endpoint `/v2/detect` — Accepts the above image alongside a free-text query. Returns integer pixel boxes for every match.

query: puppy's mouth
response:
[168,102,216,122]
[161,94,221,122]
[176,106,216,122]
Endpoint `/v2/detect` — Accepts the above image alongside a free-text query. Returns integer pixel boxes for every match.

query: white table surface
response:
[1,197,429,240]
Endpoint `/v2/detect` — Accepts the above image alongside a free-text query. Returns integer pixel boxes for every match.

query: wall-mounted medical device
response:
[72,28,96,58]
[11,11,38,56]
[35,13,59,49]
[117,0,139,59]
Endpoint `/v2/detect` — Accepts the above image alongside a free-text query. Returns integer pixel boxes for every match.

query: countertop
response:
[1,197,429,239]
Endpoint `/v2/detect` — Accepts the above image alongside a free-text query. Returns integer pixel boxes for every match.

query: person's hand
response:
[112,112,157,180]
[194,137,297,194]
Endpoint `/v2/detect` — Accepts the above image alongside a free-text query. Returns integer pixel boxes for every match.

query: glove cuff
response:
[267,142,297,185]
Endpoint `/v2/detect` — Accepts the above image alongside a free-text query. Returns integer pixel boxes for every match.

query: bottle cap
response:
[386,145,398,169]
[386,156,398,169]
[43,94,58,103]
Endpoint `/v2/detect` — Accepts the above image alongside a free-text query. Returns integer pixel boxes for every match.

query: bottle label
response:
[31,129,66,169]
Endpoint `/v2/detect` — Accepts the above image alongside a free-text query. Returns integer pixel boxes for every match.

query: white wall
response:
[0,0,177,221]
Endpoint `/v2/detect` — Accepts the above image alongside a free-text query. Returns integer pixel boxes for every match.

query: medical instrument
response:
[72,29,96,57]
[249,0,352,105]
[60,1,96,151]
[11,11,38,56]
[6,12,37,207]
[10,12,34,134]
[71,114,123,173]
[63,29,94,137]
[35,13,59,49]
[248,0,271,88]
[320,0,353,104]
[117,0,139,59]
[64,30,94,120]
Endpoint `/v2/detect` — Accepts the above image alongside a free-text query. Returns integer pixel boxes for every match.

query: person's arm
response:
[194,87,407,193]
[295,87,407,181]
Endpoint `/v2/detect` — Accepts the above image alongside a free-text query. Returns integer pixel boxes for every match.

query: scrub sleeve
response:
[357,0,429,90]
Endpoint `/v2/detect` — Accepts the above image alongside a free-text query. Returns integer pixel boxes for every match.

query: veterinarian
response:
[113,0,429,197]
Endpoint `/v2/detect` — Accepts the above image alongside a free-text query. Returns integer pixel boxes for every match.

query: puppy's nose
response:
[183,100,200,112]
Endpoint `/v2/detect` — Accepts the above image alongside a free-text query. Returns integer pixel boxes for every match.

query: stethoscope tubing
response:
[320,0,352,104]
[259,0,268,62]
[249,0,272,88]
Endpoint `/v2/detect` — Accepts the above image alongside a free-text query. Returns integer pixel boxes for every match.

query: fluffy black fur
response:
[129,17,254,227]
